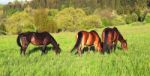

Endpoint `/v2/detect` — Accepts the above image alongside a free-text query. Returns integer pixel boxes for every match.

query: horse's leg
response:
[93,44,98,52]
[77,47,81,56]
[113,41,118,51]
[77,45,83,56]
[106,42,110,53]
[41,45,47,55]
[22,46,27,55]
[110,43,113,53]
[20,47,23,55]
[75,46,80,55]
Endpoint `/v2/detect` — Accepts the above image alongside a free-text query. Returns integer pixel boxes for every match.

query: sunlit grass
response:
[0,24,150,76]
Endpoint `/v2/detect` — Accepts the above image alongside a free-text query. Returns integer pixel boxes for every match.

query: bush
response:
[48,9,58,17]
[54,7,86,31]
[101,18,112,26]
[48,9,59,22]
[0,23,6,35]
[33,8,58,32]
[125,13,138,24]
[111,15,126,26]
[144,13,150,23]
[94,9,114,26]
[94,9,127,26]
[82,15,102,29]
[5,11,35,34]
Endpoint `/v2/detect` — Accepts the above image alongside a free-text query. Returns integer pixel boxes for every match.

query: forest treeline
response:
[3,0,150,15]
[0,0,150,34]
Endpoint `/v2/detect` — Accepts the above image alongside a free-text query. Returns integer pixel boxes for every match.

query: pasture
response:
[0,24,150,76]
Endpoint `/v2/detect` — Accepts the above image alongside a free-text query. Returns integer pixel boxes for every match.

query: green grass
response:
[0,24,150,76]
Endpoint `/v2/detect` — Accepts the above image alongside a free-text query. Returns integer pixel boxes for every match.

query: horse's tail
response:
[103,30,109,52]
[17,33,22,47]
[71,32,82,52]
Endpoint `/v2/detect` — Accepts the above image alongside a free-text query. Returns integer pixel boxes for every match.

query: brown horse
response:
[17,32,61,55]
[71,30,103,56]
[102,27,128,53]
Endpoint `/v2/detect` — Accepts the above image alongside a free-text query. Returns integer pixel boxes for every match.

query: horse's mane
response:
[113,27,124,40]
[45,32,60,50]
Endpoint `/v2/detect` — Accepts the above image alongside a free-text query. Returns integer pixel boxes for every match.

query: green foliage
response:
[101,18,112,26]
[54,7,86,31]
[0,23,6,35]
[0,5,4,16]
[144,13,150,23]
[28,0,148,15]
[82,15,102,29]
[111,15,126,26]
[33,8,58,32]
[48,9,59,22]
[3,1,24,16]
[1,0,149,33]
[4,8,20,16]
[5,11,35,34]
[94,9,114,26]
[125,13,138,24]
[0,4,3,8]
[48,9,59,17]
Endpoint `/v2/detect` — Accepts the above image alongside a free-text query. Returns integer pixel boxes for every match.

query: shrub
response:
[33,8,58,32]
[48,9,58,17]
[94,9,127,26]
[144,13,150,23]
[5,11,35,34]
[48,9,59,22]
[111,15,126,26]
[94,9,114,26]
[0,23,6,35]
[125,13,138,24]
[54,7,86,31]
[101,18,112,26]
[82,15,102,29]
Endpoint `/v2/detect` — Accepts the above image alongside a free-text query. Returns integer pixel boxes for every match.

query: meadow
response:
[0,24,150,76]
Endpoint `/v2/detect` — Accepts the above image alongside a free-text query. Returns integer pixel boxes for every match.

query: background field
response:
[0,24,150,76]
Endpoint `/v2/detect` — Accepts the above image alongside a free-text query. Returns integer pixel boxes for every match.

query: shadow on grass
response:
[28,46,53,55]
[74,46,96,54]
[116,46,122,50]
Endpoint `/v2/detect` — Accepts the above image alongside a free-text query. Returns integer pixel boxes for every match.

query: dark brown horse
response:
[71,30,103,56]
[102,27,128,53]
[17,32,61,55]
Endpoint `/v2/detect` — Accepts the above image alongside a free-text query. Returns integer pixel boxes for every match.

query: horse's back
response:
[86,31,94,45]
[90,30,102,45]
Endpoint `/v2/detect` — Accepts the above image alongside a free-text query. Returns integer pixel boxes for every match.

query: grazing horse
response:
[17,32,61,55]
[71,30,103,56]
[102,27,128,53]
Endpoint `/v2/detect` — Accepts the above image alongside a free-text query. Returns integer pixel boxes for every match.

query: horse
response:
[17,32,61,55]
[71,30,103,56]
[102,27,128,53]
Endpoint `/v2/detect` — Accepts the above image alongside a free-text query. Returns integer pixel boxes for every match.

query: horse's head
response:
[121,40,128,50]
[54,43,61,54]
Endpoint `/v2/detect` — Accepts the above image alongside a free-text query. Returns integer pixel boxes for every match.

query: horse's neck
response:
[49,36,58,48]
[118,33,125,43]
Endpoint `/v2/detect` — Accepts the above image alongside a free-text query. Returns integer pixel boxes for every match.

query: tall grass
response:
[0,24,150,76]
